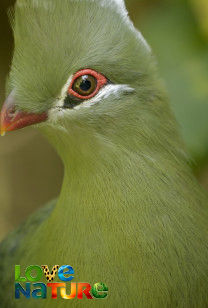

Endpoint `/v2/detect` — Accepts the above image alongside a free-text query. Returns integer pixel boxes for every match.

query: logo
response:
[15,265,108,300]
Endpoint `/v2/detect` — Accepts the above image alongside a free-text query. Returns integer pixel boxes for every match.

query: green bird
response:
[0,0,208,307]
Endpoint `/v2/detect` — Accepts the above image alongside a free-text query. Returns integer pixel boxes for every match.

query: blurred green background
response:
[0,0,208,240]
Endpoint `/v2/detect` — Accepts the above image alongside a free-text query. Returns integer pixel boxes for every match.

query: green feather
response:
[1,0,208,307]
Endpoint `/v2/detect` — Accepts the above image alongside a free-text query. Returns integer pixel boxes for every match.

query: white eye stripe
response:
[48,82,134,124]
[55,73,134,111]
[72,84,134,110]
[59,76,73,101]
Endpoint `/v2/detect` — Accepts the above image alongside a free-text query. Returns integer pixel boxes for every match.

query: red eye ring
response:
[68,69,108,100]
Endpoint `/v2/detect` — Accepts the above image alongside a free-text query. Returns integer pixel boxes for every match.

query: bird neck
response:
[43,109,188,229]
[30,97,199,266]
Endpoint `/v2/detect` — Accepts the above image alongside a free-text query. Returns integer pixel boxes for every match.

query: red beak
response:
[0,92,48,136]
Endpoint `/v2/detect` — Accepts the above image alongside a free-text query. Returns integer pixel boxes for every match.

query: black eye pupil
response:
[80,79,92,92]
[72,74,97,97]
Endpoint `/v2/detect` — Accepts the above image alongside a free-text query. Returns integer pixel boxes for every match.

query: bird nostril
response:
[7,106,17,118]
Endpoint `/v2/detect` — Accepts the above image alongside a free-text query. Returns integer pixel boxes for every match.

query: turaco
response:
[0,0,208,307]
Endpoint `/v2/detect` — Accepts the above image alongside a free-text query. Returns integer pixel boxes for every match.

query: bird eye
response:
[72,75,97,97]
[68,69,108,100]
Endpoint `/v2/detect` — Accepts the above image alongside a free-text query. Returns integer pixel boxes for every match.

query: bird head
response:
[1,0,172,163]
